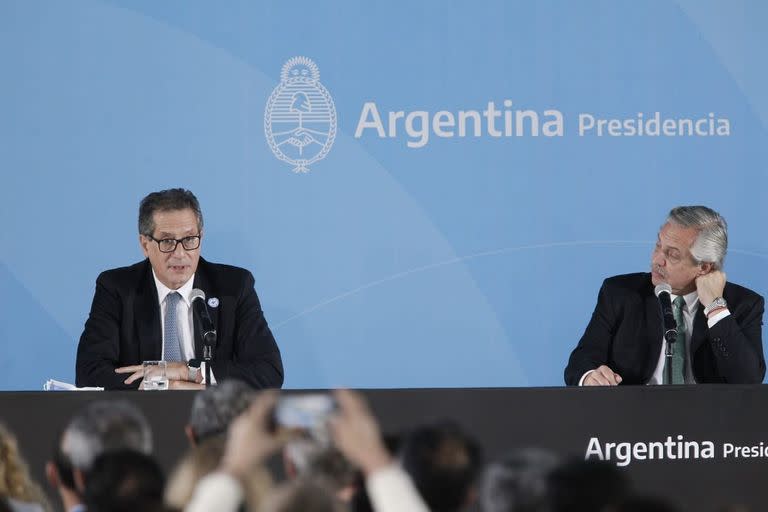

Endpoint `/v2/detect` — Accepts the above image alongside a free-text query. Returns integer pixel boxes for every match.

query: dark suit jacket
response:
[76,258,284,390]
[564,273,765,385]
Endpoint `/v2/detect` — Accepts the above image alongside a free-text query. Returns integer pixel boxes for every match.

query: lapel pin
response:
[207,297,219,308]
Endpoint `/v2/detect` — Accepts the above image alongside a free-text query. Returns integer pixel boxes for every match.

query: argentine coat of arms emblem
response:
[264,56,337,173]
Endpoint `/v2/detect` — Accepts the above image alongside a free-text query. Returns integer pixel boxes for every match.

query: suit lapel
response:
[644,281,664,381]
[192,258,219,359]
[135,261,162,361]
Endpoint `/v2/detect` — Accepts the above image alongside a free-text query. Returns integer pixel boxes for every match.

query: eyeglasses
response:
[147,235,201,253]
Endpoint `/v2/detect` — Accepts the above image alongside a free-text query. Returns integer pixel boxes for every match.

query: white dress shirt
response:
[579,290,730,386]
[647,290,729,385]
[152,271,216,383]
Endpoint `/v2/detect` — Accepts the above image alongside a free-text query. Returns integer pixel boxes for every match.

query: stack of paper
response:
[43,379,104,391]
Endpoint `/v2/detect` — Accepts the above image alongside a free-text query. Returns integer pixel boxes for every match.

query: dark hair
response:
[138,188,203,237]
[399,422,482,512]
[83,450,165,512]
[52,430,77,491]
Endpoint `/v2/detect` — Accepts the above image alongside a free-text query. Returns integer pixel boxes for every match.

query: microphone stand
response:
[656,285,679,385]
[192,296,217,389]
[663,328,676,385]
[203,331,216,389]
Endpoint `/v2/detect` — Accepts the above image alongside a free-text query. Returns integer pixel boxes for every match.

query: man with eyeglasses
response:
[75,188,283,390]
[564,205,764,386]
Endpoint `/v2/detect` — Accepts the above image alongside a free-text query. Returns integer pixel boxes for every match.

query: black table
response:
[1,386,766,511]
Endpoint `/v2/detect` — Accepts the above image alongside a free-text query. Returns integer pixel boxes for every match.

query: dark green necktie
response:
[664,296,687,384]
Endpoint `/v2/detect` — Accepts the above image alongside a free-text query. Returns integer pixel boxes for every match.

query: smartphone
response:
[273,393,336,442]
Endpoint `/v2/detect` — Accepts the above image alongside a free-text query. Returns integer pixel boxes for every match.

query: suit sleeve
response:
[707,293,765,383]
[564,280,616,385]
[75,273,139,390]
[210,272,284,388]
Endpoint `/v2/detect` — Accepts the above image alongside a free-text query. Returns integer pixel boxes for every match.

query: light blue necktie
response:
[164,292,183,362]
[664,296,687,384]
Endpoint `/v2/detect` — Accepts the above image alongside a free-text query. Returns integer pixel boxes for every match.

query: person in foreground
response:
[184,389,430,512]
[45,400,152,512]
[565,205,765,386]
[76,188,283,390]
[0,423,50,512]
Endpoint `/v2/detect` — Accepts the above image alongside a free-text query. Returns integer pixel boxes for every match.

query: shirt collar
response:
[670,289,700,313]
[152,269,195,307]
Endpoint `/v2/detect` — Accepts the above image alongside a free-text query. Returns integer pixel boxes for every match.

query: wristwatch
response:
[187,359,202,382]
[703,297,728,316]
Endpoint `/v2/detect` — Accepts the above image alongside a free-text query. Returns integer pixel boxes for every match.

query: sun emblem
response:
[264,57,337,173]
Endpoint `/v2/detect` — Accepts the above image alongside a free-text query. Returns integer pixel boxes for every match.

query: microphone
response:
[190,288,217,347]
[654,283,678,344]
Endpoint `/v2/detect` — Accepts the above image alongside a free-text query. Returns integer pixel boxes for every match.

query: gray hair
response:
[187,379,255,441]
[666,205,728,270]
[138,188,203,237]
[61,400,152,471]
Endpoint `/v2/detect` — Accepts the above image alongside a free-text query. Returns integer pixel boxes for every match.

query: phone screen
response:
[274,394,336,438]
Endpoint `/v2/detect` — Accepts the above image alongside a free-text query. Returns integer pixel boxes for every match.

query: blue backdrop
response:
[1,0,766,389]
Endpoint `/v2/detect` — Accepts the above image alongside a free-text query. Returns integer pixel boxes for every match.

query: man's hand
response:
[115,364,145,385]
[328,389,392,475]
[220,390,284,479]
[696,270,726,309]
[115,362,190,386]
[583,365,622,386]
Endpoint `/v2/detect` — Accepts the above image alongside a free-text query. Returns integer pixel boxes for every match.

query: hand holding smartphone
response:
[273,393,337,443]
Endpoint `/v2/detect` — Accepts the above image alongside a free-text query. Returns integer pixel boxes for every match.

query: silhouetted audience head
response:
[479,448,561,512]
[46,400,152,512]
[60,400,153,474]
[547,458,630,512]
[186,379,255,445]
[399,421,482,512]
[83,450,164,512]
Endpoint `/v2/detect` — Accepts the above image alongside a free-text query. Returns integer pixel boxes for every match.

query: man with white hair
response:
[45,400,153,512]
[565,206,765,385]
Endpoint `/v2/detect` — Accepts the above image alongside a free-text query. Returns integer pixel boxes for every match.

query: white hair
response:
[61,400,152,471]
[666,206,728,270]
